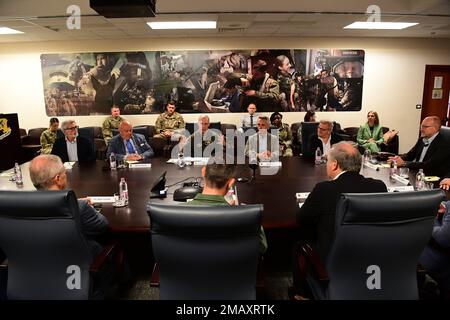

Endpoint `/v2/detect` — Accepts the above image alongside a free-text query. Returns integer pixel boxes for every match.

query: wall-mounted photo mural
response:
[40,49,364,116]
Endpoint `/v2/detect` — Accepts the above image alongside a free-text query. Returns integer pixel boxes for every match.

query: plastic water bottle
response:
[389,160,397,179]
[14,162,23,185]
[177,151,185,168]
[364,149,371,163]
[109,152,117,170]
[315,147,322,165]
[415,169,425,191]
[119,177,129,205]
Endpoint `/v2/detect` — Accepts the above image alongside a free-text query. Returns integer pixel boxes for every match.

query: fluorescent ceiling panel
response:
[344,22,418,30]
[147,21,217,29]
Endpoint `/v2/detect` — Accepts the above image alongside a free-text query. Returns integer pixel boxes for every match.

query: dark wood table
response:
[0,157,435,233]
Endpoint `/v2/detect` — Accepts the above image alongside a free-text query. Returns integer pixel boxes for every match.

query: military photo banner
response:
[40,49,364,116]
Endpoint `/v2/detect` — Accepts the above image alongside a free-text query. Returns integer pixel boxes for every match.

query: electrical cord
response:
[165,176,202,189]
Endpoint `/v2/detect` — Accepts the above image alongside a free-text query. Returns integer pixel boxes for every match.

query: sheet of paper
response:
[64,162,75,170]
[387,186,415,193]
[296,192,310,200]
[424,176,440,182]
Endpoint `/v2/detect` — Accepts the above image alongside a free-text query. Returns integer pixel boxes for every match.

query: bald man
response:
[106,120,154,162]
[389,116,450,177]
[297,141,387,264]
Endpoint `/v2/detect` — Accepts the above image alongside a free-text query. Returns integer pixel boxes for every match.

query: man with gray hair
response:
[296,141,387,264]
[51,119,95,163]
[29,154,108,257]
[305,120,343,158]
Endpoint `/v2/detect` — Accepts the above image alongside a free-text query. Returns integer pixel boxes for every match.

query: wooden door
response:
[421,65,450,126]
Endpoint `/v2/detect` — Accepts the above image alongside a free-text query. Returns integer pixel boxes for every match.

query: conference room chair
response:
[0,190,123,300]
[148,203,263,300]
[19,128,27,138]
[440,125,450,141]
[290,122,302,156]
[220,123,237,136]
[185,122,222,135]
[297,190,444,300]
[300,121,319,156]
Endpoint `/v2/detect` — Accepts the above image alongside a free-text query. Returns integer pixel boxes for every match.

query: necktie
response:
[126,139,135,154]
[250,115,254,128]
[422,138,430,147]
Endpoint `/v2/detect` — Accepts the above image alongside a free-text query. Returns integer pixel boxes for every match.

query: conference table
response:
[0,156,427,233]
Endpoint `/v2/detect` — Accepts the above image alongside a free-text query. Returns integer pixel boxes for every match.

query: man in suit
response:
[106,120,154,162]
[244,116,279,161]
[297,141,387,264]
[29,154,109,257]
[51,119,95,162]
[305,120,343,157]
[389,116,450,177]
[238,103,259,133]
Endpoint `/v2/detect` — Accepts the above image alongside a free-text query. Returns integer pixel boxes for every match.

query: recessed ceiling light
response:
[344,22,418,30]
[147,21,217,30]
[0,26,24,35]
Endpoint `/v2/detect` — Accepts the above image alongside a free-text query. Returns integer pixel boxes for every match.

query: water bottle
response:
[315,147,322,165]
[177,151,185,168]
[109,152,117,170]
[364,149,371,163]
[119,177,129,205]
[415,169,425,191]
[14,162,23,185]
[389,160,397,179]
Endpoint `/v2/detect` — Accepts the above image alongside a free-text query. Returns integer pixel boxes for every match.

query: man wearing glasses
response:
[51,119,95,163]
[305,120,343,158]
[389,116,450,177]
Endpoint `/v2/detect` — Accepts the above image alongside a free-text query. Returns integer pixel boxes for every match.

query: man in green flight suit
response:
[188,158,268,255]
[102,105,124,145]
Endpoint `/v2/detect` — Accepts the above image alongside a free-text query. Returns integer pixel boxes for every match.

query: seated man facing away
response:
[154,101,185,146]
[181,115,224,157]
[40,117,59,154]
[188,157,268,255]
[106,120,154,162]
[29,154,109,257]
[389,116,450,177]
[245,116,279,161]
[419,200,450,299]
[305,120,343,158]
[297,141,387,265]
[102,105,124,146]
[51,119,95,163]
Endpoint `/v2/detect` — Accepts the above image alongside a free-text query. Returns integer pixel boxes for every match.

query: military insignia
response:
[0,118,12,141]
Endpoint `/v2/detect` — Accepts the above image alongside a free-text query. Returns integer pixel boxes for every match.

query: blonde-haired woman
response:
[357,111,384,153]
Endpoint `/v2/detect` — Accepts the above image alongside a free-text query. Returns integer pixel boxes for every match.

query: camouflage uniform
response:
[277,123,293,157]
[40,129,57,154]
[154,112,185,140]
[277,74,293,111]
[102,115,124,145]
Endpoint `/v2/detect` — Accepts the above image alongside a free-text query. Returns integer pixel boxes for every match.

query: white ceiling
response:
[0,0,449,43]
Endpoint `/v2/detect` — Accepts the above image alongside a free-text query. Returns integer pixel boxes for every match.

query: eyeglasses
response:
[65,126,79,131]
[318,127,331,131]
[420,125,433,129]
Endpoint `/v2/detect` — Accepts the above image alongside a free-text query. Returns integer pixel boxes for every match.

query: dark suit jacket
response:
[106,133,154,161]
[305,133,343,157]
[402,133,450,177]
[77,200,109,257]
[51,136,95,163]
[296,171,387,264]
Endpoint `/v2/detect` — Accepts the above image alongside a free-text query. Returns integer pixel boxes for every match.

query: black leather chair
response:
[148,203,263,300]
[0,190,120,300]
[302,190,444,300]
[185,122,221,135]
[300,122,319,156]
[440,126,450,141]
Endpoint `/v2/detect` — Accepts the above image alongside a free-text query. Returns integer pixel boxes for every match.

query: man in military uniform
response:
[102,105,124,145]
[181,115,224,157]
[270,112,293,157]
[188,157,267,255]
[154,101,185,143]
[40,117,60,154]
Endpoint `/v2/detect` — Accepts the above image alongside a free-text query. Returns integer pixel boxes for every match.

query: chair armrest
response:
[150,262,160,287]
[0,259,7,269]
[89,240,120,274]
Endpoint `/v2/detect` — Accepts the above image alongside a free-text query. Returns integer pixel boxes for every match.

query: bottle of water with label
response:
[389,160,397,179]
[119,177,129,205]
[109,152,117,170]
[415,169,425,191]
[14,162,23,185]
[364,149,371,163]
[177,151,185,168]
[315,147,322,165]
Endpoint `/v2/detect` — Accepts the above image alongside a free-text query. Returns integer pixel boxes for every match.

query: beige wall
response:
[0,37,449,153]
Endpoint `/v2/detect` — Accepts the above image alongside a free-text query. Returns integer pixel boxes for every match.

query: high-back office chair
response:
[148,203,263,300]
[185,122,221,135]
[303,190,444,300]
[300,121,319,156]
[0,190,119,300]
[440,126,450,141]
